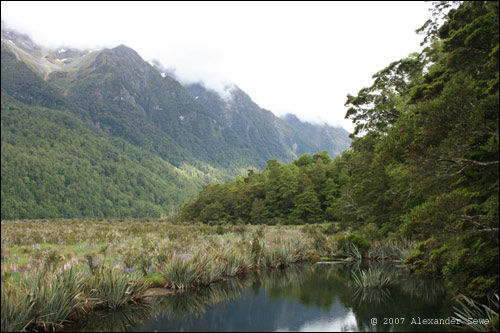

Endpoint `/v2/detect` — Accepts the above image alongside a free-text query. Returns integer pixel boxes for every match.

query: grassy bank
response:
[1,218,417,331]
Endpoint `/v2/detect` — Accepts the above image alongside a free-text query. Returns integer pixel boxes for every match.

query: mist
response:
[1,1,434,131]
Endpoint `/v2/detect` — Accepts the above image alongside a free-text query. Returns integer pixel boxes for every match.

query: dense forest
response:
[181,1,499,301]
[0,93,219,219]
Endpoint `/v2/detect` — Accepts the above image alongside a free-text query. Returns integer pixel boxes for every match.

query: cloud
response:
[149,48,236,100]
[1,1,433,132]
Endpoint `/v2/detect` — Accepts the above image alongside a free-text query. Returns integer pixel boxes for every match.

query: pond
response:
[62,262,457,332]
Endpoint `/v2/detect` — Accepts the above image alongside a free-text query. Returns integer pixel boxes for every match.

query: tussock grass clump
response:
[160,245,251,289]
[352,268,393,289]
[368,239,416,261]
[86,266,148,310]
[219,244,251,276]
[2,267,83,331]
[197,252,226,286]
[1,265,149,331]
[161,253,203,290]
[1,283,34,332]
[261,236,311,268]
[346,243,362,260]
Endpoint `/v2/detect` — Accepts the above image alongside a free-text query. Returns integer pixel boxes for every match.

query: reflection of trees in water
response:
[395,273,447,303]
[154,277,248,319]
[296,262,453,332]
[258,265,307,291]
[62,304,154,332]
[63,263,454,331]
[335,261,448,303]
[247,262,448,313]
[263,264,343,310]
[342,263,453,333]
[62,279,249,331]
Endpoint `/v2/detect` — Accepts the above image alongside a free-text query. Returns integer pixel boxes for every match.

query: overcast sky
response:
[1,1,433,132]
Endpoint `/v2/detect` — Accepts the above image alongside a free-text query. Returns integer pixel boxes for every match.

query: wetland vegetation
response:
[2,218,497,332]
[1,1,498,332]
[1,218,418,331]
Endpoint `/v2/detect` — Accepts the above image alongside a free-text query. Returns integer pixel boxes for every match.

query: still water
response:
[64,262,457,332]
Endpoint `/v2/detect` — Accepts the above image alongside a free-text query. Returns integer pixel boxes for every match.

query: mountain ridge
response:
[1,24,351,219]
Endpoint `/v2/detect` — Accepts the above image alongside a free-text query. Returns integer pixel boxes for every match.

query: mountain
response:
[280,114,351,157]
[1,24,350,219]
[183,83,350,161]
[47,44,264,169]
[184,83,298,162]
[150,61,351,161]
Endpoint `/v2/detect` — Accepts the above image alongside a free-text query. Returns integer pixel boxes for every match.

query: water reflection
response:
[353,287,393,305]
[63,262,456,332]
[62,304,154,332]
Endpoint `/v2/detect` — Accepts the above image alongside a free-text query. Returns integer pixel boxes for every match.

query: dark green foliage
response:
[0,94,213,219]
[337,0,499,301]
[180,151,345,224]
[181,1,499,303]
[338,233,370,252]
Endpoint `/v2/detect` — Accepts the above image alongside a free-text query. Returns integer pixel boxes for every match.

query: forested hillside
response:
[0,93,220,219]
[181,1,499,301]
[1,25,349,219]
[1,40,250,219]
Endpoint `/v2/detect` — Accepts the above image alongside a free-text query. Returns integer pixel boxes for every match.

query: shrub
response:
[337,233,370,258]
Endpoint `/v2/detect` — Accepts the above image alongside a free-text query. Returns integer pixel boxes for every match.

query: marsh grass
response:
[346,243,362,260]
[86,266,148,309]
[1,218,327,331]
[352,267,393,289]
[1,266,83,331]
[1,283,34,332]
[368,239,416,261]
[161,255,202,290]
[219,244,251,276]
